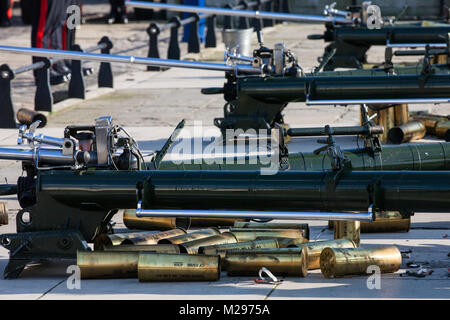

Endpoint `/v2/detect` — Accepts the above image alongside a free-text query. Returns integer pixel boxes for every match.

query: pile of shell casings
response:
[388,111,450,143]
[80,211,402,282]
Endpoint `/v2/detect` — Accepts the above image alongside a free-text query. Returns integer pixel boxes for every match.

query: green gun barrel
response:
[158,142,450,171]
[332,26,450,45]
[238,74,450,102]
[39,170,450,215]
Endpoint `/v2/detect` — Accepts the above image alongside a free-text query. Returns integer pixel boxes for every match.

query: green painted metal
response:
[35,169,450,214]
[216,72,450,130]
[158,142,450,171]
[311,23,450,70]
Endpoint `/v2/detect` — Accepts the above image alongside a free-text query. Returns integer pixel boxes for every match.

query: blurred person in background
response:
[0,0,13,27]
[30,0,70,85]
[109,0,128,24]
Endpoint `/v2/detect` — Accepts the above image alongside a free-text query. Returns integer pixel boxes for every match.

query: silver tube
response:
[324,6,351,19]
[136,205,374,222]
[0,147,34,161]
[0,147,75,164]
[126,1,352,24]
[386,43,447,48]
[0,46,261,75]
[21,133,66,147]
[306,98,450,106]
[225,52,255,63]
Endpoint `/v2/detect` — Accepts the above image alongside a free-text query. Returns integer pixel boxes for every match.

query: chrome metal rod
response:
[136,207,374,222]
[225,52,255,63]
[13,42,107,75]
[0,147,35,161]
[126,1,353,24]
[0,147,75,164]
[324,5,351,19]
[21,133,66,147]
[387,43,447,48]
[306,98,450,106]
[0,46,261,74]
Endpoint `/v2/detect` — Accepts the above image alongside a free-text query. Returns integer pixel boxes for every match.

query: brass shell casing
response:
[94,229,186,249]
[334,221,360,247]
[190,218,246,227]
[272,237,310,248]
[77,251,139,279]
[138,253,220,282]
[198,239,280,268]
[411,113,448,135]
[435,120,450,139]
[178,232,237,254]
[393,104,409,126]
[388,120,426,144]
[360,212,411,233]
[299,239,356,270]
[229,228,307,243]
[0,201,8,225]
[104,244,181,254]
[123,209,190,230]
[121,228,187,245]
[376,106,395,142]
[158,228,220,244]
[225,249,308,277]
[94,232,155,250]
[320,246,402,278]
[233,221,310,240]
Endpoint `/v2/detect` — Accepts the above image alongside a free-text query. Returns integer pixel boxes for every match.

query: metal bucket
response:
[222,28,254,57]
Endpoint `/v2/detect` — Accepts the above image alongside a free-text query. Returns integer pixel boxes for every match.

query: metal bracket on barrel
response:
[0,64,16,128]
[205,15,217,48]
[147,23,161,71]
[168,17,181,60]
[68,44,86,99]
[367,180,383,213]
[34,58,53,112]
[98,36,114,88]
[187,13,201,54]
[238,1,250,29]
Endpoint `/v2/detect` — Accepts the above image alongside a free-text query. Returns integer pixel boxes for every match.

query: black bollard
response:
[205,15,217,48]
[187,13,201,54]
[0,64,16,128]
[238,1,250,29]
[223,4,233,30]
[98,36,114,88]
[68,45,86,99]
[263,0,274,27]
[34,58,53,112]
[168,16,182,60]
[147,23,161,71]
